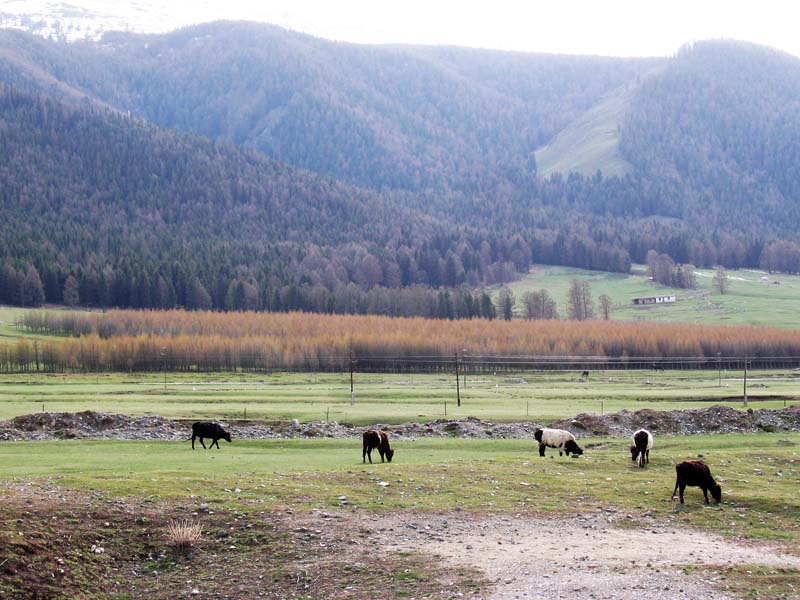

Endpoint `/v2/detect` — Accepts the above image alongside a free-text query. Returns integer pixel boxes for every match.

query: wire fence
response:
[2,350,800,374]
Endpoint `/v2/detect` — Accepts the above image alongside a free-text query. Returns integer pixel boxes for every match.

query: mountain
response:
[0,22,658,194]
[3,23,800,313]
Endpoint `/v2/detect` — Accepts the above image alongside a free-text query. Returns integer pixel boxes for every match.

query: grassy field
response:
[0,369,797,423]
[504,264,800,328]
[3,432,797,599]
[1,433,798,541]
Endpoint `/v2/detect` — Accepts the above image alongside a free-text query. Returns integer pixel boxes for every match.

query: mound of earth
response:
[551,404,800,436]
[1,405,799,442]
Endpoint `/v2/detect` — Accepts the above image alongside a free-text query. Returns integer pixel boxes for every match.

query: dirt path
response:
[333,511,800,599]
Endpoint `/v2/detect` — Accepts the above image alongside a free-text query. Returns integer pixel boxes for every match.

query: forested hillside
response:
[619,41,800,257]
[0,23,656,194]
[2,25,800,313]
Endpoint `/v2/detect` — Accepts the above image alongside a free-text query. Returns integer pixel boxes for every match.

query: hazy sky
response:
[189,0,800,57]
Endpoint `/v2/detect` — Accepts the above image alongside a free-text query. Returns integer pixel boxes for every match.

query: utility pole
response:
[349,351,355,406]
[462,348,468,389]
[743,356,748,407]
[160,346,167,393]
[717,352,721,387]
[455,352,461,407]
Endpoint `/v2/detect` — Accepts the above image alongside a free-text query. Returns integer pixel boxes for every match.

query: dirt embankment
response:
[1,405,799,442]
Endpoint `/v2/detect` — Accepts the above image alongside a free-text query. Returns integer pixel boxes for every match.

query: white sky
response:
[2,0,800,57]
[185,0,800,57]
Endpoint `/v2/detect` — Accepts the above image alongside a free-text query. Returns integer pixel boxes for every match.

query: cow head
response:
[222,430,232,443]
[630,444,640,462]
[565,439,583,456]
[711,482,722,503]
[385,448,395,462]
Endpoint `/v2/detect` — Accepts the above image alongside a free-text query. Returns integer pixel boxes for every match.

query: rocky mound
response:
[551,404,800,436]
[1,405,798,442]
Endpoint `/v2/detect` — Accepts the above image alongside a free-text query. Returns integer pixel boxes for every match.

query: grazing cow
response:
[630,428,653,468]
[362,429,394,463]
[191,421,232,450]
[672,460,722,505]
[581,370,590,379]
[533,428,583,457]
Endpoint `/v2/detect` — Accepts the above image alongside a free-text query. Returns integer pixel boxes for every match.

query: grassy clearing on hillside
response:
[1,433,798,544]
[505,265,800,328]
[535,85,634,178]
[0,370,797,422]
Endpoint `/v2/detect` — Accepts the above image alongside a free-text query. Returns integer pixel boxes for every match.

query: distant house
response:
[632,295,676,306]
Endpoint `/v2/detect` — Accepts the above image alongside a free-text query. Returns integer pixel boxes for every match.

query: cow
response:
[533,428,583,457]
[362,429,394,463]
[581,370,590,379]
[630,428,653,468]
[190,421,232,449]
[671,460,722,505]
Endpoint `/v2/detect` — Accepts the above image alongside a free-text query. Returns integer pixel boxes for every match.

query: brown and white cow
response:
[362,429,395,463]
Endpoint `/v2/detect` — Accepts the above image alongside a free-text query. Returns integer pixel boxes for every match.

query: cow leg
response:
[702,486,710,505]
[199,437,207,449]
[538,443,546,457]
[672,480,680,502]
[191,434,196,450]
[366,448,373,464]
[212,438,220,449]
[679,483,686,504]
[645,450,650,465]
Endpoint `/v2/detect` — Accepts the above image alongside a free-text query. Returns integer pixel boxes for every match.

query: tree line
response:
[6,309,800,373]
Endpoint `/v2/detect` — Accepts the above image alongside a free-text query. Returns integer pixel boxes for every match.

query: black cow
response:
[191,421,232,449]
[362,429,394,463]
[672,460,722,504]
[581,370,590,379]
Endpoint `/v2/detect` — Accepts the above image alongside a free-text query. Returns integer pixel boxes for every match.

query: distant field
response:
[0,369,797,423]
[505,264,800,328]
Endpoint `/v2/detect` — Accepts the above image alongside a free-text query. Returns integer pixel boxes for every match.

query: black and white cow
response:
[190,421,232,449]
[630,428,653,468]
[533,428,583,457]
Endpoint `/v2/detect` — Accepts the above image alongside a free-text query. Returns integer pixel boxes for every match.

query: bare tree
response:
[598,294,613,320]
[713,267,729,294]
[567,279,595,321]
[522,290,558,319]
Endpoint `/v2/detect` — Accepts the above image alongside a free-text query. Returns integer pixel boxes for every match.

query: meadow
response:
[0,368,797,422]
[505,264,800,328]
[1,433,798,539]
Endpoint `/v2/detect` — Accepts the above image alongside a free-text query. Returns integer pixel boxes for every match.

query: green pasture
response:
[1,433,798,543]
[0,306,29,339]
[1,369,798,423]
[504,265,800,328]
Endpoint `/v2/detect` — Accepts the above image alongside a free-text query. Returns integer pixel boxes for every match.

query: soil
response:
[295,508,800,600]
[2,405,799,442]
[3,482,798,600]
[0,482,483,600]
